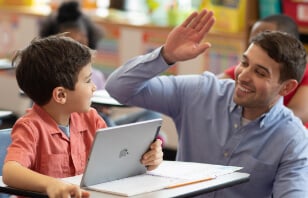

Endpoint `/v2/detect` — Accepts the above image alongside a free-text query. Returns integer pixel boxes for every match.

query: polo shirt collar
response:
[31,104,87,137]
[32,104,60,134]
[229,97,284,128]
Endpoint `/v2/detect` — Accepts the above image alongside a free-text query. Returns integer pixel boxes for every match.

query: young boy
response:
[2,35,163,198]
[40,1,164,129]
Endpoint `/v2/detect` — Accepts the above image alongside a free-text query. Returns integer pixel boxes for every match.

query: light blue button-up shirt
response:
[106,47,308,198]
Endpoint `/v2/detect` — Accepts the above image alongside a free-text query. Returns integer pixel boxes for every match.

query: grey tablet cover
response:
[80,118,162,187]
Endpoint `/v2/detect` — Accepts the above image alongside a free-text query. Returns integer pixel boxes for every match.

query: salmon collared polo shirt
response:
[5,104,107,178]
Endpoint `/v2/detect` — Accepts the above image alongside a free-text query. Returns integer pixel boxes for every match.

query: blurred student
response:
[2,35,163,198]
[39,1,163,129]
[105,10,308,197]
[218,14,308,128]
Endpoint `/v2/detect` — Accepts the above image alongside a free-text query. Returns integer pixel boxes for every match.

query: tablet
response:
[80,118,162,187]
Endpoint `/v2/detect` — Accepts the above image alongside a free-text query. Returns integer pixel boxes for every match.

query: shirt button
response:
[224,152,228,157]
[234,123,238,128]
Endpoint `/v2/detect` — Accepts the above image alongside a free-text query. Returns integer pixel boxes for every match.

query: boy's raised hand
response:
[162,9,215,64]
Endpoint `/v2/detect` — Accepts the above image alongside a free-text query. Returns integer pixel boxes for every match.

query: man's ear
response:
[279,79,298,96]
[52,87,67,104]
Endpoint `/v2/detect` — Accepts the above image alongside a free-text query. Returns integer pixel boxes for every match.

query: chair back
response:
[0,128,12,176]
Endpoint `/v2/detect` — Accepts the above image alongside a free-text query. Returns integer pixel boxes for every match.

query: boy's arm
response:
[2,161,90,198]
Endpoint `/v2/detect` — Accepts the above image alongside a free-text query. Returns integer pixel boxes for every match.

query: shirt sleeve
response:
[105,47,223,119]
[272,131,308,197]
[105,47,178,116]
[83,107,107,131]
[91,68,106,90]
[5,122,37,168]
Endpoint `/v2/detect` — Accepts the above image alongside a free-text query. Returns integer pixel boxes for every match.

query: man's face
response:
[233,44,285,119]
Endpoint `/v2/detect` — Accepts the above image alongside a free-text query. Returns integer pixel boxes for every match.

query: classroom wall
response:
[0,12,180,150]
[0,3,254,151]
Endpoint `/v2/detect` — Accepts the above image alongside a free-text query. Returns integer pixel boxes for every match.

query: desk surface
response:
[0,59,13,70]
[0,111,13,119]
[91,90,124,107]
[0,172,249,198]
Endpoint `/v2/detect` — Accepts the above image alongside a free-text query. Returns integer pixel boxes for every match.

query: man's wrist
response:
[161,46,175,65]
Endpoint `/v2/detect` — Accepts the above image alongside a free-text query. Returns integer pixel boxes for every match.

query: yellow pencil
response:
[166,177,216,189]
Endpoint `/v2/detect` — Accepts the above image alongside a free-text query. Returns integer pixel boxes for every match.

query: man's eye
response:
[256,70,266,77]
[240,61,248,67]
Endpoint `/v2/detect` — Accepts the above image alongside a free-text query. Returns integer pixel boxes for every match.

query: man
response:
[106,9,308,197]
[219,14,308,128]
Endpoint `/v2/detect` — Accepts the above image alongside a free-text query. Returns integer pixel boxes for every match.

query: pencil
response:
[166,177,216,189]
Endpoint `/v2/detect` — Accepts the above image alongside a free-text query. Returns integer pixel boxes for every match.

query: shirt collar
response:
[229,97,285,128]
[32,104,60,135]
[260,97,284,127]
[31,104,87,136]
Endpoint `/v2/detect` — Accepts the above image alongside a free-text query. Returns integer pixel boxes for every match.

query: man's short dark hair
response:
[251,31,307,83]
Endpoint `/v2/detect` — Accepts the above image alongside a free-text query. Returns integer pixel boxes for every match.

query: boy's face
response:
[233,43,285,119]
[65,63,96,112]
[249,21,277,42]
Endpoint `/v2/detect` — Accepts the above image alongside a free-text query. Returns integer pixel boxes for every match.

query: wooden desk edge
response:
[0,172,250,198]
[0,185,48,198]
[174,172,250,198]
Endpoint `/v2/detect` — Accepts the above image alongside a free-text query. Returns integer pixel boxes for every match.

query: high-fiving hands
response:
[162,9,215,64]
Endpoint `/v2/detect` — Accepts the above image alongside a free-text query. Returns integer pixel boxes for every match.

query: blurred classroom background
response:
[0,0,308,160]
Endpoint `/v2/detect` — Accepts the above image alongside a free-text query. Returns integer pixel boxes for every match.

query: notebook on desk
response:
[80,118,162,187]
[62,160,243,197]
[61,119,243,197]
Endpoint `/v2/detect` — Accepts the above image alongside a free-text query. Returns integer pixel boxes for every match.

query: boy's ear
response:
[279,79,298,96]
[53,87,67,104]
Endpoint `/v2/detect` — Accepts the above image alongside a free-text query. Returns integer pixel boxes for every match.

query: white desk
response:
[91,90,124,107]
[0,111,12,119]
[0,59,12,70]
[0,172,249,198]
